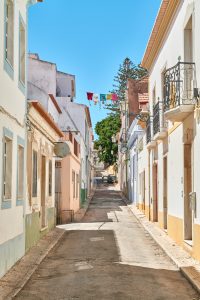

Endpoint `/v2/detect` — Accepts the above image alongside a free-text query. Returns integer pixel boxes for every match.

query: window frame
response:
[4,0,14,79]
[32,150,38,198]
[18,13,26,94]
[76,173,79,199]
[72,170,75,199]
[16,136,25,206]
[1,127,13,209]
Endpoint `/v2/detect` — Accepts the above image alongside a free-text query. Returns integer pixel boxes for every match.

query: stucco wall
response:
[0,0,28,278]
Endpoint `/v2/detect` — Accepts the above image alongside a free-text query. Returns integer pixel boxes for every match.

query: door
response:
[184,144,192,241]
[153,163,158,222]
[41,155,46,228]
[141,171,145,211]
[55,161,62,225]
[163,157,168,229]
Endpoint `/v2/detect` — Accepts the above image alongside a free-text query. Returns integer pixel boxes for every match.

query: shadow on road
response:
[14,187,199,300]
[15,230,199,300]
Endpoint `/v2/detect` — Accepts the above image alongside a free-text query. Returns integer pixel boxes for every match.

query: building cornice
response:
[141,0,181,70]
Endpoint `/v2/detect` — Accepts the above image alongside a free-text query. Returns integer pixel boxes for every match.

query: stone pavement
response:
[13,186,199,299]
[126,201,200,294]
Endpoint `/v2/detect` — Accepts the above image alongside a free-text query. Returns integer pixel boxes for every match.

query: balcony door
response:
[184,16,193,103]
[184,16,193,63]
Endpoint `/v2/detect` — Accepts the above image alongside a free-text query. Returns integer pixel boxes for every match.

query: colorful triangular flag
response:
[106,94,112,100]
[100,94,106,104]
[87,92,93,100]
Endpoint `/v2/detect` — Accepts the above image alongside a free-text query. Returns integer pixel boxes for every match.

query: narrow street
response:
[15,186,198,300]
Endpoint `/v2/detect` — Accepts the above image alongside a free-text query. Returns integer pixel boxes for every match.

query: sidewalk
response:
[126,202,200,294]
[0,228,65,300]
[0,189,96,300]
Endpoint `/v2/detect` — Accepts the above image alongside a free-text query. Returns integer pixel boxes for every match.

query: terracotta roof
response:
[138,93,149,103]
[29,100,63,138]
[49,94,62,114]
[141,0,181,70]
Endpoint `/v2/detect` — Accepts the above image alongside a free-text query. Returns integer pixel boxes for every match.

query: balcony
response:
[164,62,196,122]
[153,101,168,140]
[146,116,156,149]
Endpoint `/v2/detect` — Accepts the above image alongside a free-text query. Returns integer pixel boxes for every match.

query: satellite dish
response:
[54,142,71,158]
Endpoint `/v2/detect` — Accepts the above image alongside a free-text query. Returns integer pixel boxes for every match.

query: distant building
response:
[27,54,93,223]
[26,100,63,251]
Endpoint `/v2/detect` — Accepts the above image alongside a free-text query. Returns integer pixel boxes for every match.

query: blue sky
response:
[28,0,161,137]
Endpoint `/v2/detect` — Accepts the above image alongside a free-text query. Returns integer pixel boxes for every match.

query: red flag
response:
[87,92,93,100]
[111,93,118,101]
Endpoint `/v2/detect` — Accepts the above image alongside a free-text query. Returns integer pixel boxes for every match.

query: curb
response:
[74,189,96,222]
[0,228,65,300]
[121,194,200,295]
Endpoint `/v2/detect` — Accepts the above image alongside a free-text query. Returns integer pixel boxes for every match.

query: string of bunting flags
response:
[86,92,118,106]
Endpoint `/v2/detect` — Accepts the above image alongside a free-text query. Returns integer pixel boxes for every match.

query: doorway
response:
[141,170,145,211]
[184,144,192,241]
[41,155,46,228]
[152,163,158,222]
[163,157,168,230]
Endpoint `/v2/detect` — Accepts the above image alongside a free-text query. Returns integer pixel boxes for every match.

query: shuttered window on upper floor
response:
[5,0,14,68]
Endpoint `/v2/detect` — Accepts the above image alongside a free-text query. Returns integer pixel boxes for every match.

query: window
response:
[72,170,75,198]
[17,144,24,200]
[49,160,52,196]
[74,139,78,157]
[3,135,13,200]
[19,18,25,85]
[69,132,73,143]
[5,0,14,67]
[76,173,79,199]
[32,151,38,197]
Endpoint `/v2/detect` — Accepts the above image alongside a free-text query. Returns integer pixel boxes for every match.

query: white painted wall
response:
[146,0,200,227]
[0,0,27,242]
[28,56,57,96]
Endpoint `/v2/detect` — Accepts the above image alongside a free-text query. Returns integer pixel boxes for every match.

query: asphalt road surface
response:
[15,185,199,300]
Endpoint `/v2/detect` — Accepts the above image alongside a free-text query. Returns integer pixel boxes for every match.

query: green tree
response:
[106,57,148,111]
[94,113,121,166]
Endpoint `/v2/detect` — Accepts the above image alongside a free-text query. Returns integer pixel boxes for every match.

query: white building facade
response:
[0,0,42,278]
[28,55,93,210]
[138,0,200,260]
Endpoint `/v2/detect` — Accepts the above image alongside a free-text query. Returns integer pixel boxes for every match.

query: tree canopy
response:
[95,57,147,167]
[94,113,121,167]
[106,57,148,111]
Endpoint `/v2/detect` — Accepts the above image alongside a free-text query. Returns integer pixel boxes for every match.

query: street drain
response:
[75,261,93,271]
[90,237,105,242]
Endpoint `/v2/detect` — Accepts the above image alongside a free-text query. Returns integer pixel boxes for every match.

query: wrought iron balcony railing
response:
[146,116,152,144]
[153,101,167,136]
[164,62,196,111]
